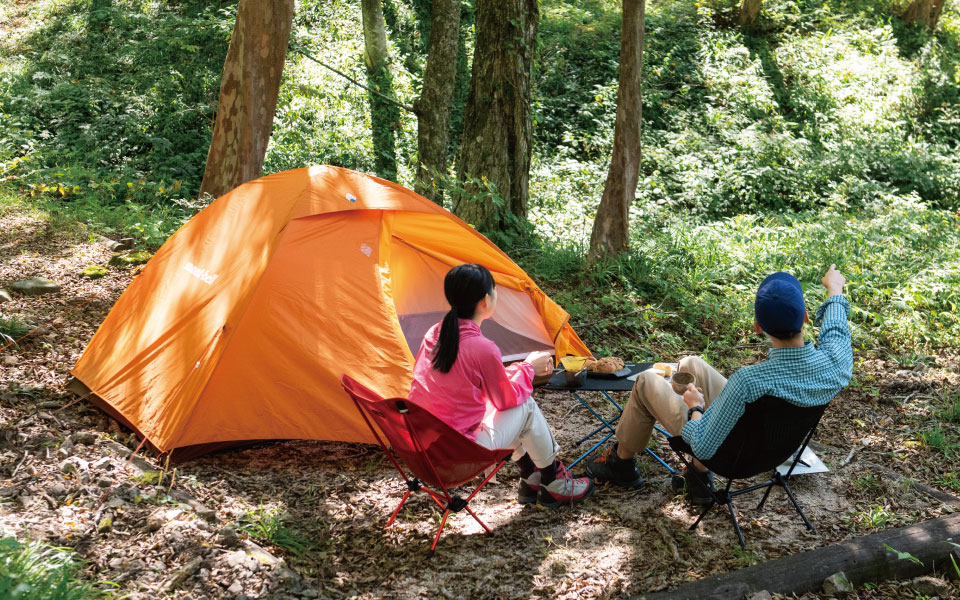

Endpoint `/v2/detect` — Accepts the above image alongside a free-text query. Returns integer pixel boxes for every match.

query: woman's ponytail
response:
[431,264,495,373]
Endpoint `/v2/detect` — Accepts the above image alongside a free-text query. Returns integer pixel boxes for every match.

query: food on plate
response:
[588,357,625,373]
[652,362,672,377]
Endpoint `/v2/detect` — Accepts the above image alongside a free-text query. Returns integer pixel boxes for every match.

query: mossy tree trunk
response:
[454,0,538,232]
[198,0,294,201]
[902,0,945,30]
[362,0,400,182]
[737,0,762,25]
[414,0,460,204]
[588,0,645,263]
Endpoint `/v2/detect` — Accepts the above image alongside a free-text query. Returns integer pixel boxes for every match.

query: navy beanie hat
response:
[754,272,805,338]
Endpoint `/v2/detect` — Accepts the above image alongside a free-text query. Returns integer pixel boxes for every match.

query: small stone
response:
[3,356,18,366]
[0,289,11,303]
[46,483,67,498]
[274,566,302,593]
[910,575,953,596]
[91,457,115,471]
[108,251,152,268]
[301,590,319,599]
[218,527,241,548]
[80,265,109,279]
[106,496,127,509]
[10,277,60,296]
[70,432,98,445]
[98,516,113,532]
[227,581,243,595]
[196,506,217,522]
[57,439,74,459]
[97,477,112,488]
[823,571,854,595]
[748,592,773,600]
[59,457,88,474]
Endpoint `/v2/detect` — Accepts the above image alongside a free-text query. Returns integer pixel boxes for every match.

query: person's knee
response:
[679,355,707,371]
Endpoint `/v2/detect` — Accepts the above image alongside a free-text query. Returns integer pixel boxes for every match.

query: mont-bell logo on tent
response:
[184,261,219,285]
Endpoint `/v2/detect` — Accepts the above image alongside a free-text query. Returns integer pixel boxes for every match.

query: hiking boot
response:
[518,471,540,505]
[682,467,714,507]
[537,462,595,508]
[584,443,644,488]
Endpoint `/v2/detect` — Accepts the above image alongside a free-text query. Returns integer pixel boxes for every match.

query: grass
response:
[0,314,32,348]
[236,503,317,558]
[0,537,106,600]
[920,425,959,458]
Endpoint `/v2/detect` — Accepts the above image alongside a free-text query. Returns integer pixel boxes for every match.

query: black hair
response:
[432,264,495,373]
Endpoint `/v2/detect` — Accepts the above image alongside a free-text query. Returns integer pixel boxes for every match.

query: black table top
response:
[543,362,654,392]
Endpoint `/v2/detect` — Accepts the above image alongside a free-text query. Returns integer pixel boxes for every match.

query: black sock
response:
[540,461,558,485]
[515,453,536,479]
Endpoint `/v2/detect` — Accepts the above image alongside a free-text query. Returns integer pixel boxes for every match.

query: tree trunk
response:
[902,0,944,30]
[737,0,762,25]
[198,0,294,201]
[362,0,399,182]
[588,0,645,263]
[454,0,538,232]
[414,0,460,204]
[646,513,960,599]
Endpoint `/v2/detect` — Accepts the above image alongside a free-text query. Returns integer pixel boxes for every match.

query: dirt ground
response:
[1,205,958,599]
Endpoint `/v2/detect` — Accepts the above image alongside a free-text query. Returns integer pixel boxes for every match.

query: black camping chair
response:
[667,395,829,547]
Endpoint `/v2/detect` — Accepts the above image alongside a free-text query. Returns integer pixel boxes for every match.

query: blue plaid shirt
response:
[681,295,853,459]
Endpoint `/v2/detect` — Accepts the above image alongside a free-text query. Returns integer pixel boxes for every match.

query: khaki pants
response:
[615,356,728,456]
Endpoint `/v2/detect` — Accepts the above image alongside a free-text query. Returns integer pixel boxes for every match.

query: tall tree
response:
[454,0,538,231]
[737,0,762,25]
[588,0,645,263]
[902,0,945,30]
[362,0,400,182]
[199,0,295,201]
[414,0,461,203]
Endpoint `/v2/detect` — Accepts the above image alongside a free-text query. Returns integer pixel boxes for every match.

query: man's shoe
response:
[584,443,644,488]
[518,471,540,505]
[683,467,714,507]
[538,462,595,508]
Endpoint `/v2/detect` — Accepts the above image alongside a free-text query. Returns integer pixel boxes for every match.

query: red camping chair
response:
[341,374,513,557]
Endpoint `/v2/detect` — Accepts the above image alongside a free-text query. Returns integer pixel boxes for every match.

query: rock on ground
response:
[9,277,60,295]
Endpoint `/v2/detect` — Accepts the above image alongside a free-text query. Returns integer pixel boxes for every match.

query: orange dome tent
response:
[70,166,591,460]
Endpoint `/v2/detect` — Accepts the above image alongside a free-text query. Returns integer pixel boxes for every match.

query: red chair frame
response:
[341,374,513,557]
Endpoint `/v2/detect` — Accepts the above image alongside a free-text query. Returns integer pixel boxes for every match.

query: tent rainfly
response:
[70,166,591,461]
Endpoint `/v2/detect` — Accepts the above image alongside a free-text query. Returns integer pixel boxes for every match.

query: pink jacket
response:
[408,319,535,438]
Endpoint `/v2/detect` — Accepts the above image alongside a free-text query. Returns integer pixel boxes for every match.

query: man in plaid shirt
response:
[586,265,852,505]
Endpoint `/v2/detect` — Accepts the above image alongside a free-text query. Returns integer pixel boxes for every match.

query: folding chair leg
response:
[781,481,815,531]
[464,505,493,534]
[756,482,775,511]
[428,510,453,558]
[386,490,413,528]
[689,501,716,531]
[726,500,746,548]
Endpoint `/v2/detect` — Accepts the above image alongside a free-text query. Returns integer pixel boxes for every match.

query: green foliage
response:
[237,503,317,558]
[920,424,959,458]
[937,391,960,424]
[883,543,924,566]
[0,537,104,600]
[0,314,32,348]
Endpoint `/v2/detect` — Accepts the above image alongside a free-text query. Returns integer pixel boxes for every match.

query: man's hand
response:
[682,384,704,409]
[822,264,846,297]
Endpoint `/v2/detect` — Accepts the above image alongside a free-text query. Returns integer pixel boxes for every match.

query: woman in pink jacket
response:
[409,264,594,508]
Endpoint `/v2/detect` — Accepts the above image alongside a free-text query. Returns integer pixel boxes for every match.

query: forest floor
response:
[2,202,959,599]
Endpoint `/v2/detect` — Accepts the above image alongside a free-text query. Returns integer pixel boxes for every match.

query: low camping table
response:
[544,362,676,473]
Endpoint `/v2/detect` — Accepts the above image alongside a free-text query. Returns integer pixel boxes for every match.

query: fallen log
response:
[641,513,960,599]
